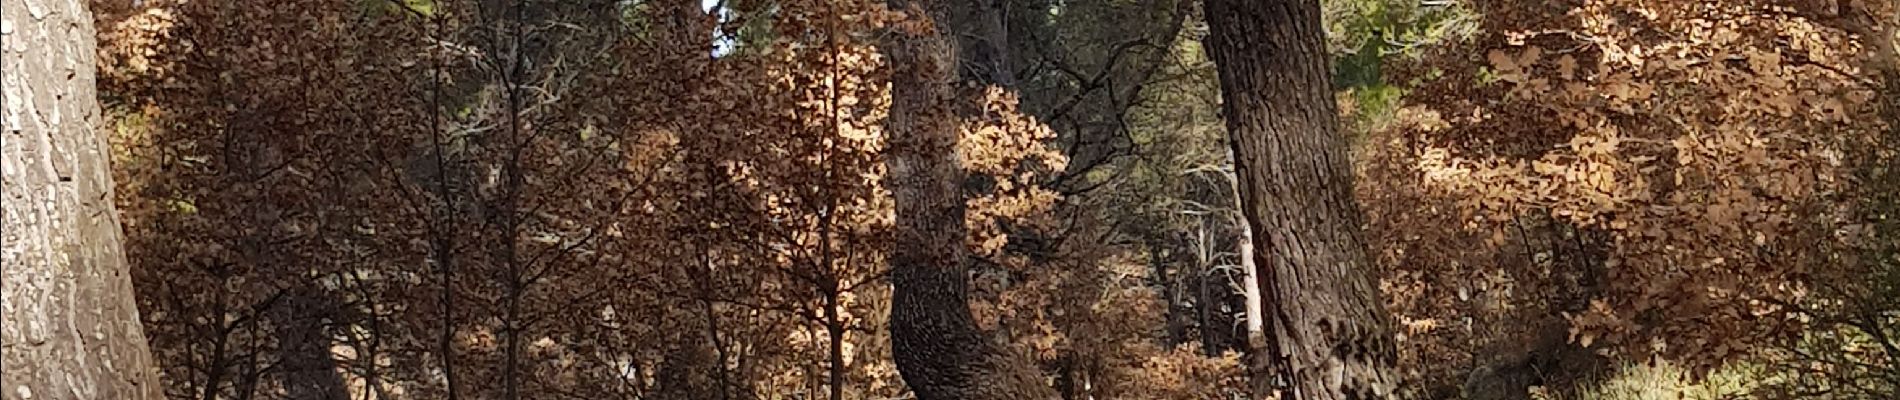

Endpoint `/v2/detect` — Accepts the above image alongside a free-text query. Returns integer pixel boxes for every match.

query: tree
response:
[880,0,999,396]
[1201,0,1403,398]
[1353,1,1881,394]
[1,0,163,398]
[881,0,1057,398]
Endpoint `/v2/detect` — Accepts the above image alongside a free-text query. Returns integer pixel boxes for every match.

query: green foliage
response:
[617,0,653,32]
[1335,35,1387,89]
[1324,0,1470,144]
[1348,84,1403,121]
[1322,0,1475,68]
[1473,66,1499,87]
[361,0,436,17]
[1548,361,1761,400]
[708,0,780,56]
[1755,84,1900,400]
[1767,322,1900,398]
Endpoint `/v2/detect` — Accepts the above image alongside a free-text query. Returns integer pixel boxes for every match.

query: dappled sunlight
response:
[1360,0,1890,394]
[35,0,1890,397]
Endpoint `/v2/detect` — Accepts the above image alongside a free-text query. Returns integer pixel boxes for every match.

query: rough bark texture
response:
[1201,0,1404,398]
[881,0,1055,398]
[2,0,164,399]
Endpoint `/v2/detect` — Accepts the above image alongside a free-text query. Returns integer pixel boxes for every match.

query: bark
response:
[881,0,988,394]
[881,0,1055,398]
[691,246,732,400]
[824,289,846,400]
[1238,209,1271,394]
[1201,0,1404,398]
[1148,239,1184,346]
[651,340,720,400]
[1,0,164,398]
[952,0,1013,87]
[1192,250,1213,355]
[1234,175,1264,347]
[1189,219,1240,356]
[1229,151,1273,394]
[953,0,1017,353]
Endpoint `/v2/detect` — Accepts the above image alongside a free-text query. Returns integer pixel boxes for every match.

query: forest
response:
[1,0,1897,398]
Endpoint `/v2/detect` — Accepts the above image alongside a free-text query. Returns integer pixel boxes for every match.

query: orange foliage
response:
[95,0,1235,398]
[1362,0,1889,389]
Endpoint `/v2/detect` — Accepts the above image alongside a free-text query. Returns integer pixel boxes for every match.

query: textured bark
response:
[2,0,164,398]
[881,0,1054,398]
[951,0,1013,87]
[1201,0,1403,398]
[882,0,988,394]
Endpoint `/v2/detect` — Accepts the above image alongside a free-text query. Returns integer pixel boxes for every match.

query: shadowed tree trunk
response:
[2,0,164,398]
[881,0,989,395]
[880,0,1056,398]
[1201,0,1404,398]
[952,0,1013,87]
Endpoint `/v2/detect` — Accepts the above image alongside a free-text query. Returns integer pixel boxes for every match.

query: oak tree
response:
[1203,0,1403,397]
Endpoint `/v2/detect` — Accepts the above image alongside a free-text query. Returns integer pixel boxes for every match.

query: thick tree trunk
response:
[2,0,164,398]
[881,0,1054,398]
[1201,0,1403,398]
[881,0,988,396]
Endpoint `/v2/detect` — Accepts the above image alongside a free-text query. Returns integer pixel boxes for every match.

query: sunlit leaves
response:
[1362,0,1886,383]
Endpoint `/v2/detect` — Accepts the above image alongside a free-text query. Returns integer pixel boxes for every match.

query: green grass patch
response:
[1537,360,1763,400]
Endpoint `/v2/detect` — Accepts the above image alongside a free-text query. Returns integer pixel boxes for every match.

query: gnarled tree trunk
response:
[2,0,164,398]
[881,1,987,397]
[1202,0,1403,398]
[881,0,1054,398]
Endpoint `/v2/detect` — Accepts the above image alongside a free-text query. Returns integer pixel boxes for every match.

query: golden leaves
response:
[1488,45,1553,97]
[1362,0,1876,373]
[883,2,937,36]
[1565,299,1625,349]
[959,87,1067,257]
[97,7,179,78]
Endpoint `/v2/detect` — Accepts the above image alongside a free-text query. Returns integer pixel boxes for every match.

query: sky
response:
[703,0,735,56]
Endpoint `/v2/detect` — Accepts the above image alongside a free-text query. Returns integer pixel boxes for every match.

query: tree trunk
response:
[882,0,989,395]
[2,0,164,398]
[1228,150,1274,394]
[1238,208,1272,394]
[881,0,1055,398]
[824,289,846,400]
[1149,239,1184,346]
[952,0,1013,87]
[1201,0,1403,398]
